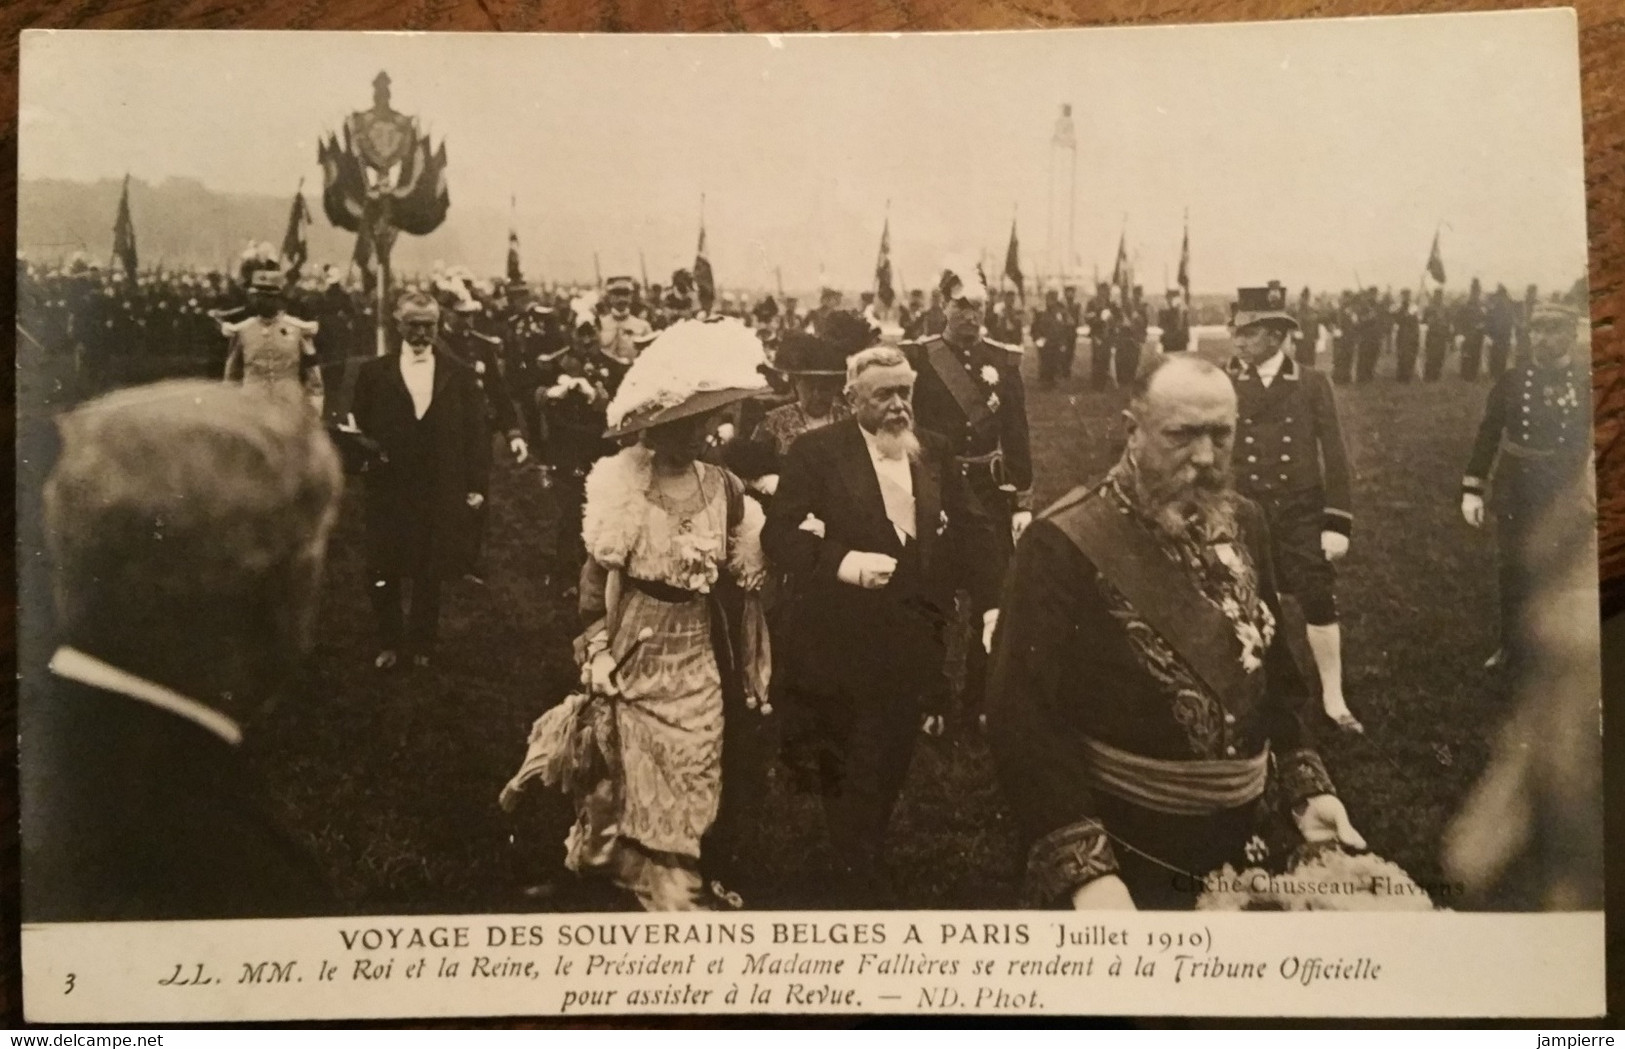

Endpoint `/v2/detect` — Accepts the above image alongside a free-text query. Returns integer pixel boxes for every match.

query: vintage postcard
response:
[15,11,1603,1022]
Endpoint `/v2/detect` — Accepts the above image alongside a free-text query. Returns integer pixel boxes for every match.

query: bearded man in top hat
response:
[901,257,1034,730]
[987,354,1363,910]
[224,265,325,414]
[349,292,491,670]
[1226,282,1361,734]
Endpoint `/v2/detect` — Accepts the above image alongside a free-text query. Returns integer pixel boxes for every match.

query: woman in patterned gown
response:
[570,318,772,910]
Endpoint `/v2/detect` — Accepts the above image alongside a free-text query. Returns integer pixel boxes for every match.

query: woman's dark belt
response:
[627,575,702,603]
[624,575,748,707]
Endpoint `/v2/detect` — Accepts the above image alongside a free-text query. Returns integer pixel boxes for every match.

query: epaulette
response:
[221,316,255,336]
[984,336,1023,359]
[469,329,503,346]
[287,315,320,337]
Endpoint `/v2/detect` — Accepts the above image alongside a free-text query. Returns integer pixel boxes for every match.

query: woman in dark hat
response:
[749,311,876,468]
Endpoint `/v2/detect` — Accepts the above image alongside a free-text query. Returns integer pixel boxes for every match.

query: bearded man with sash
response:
[986,355,1365,910]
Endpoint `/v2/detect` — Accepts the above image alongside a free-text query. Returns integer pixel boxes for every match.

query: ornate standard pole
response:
[320,72,450,357]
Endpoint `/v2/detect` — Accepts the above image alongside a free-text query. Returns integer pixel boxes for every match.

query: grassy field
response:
[250,336,1530,913]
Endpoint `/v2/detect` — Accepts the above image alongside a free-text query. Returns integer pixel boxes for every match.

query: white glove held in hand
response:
[1295,793,1367,850]
[1461,493,1485,528]
[582,650,620,697]
[837,551,898,590]
[1071,875,1136,910]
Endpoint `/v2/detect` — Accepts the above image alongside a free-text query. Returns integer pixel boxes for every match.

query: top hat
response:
[1231,281,1298,331]
[773,332,849,377]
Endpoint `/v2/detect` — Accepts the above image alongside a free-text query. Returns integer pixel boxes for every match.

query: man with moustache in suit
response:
[349,292,491,670]
[764,345,999,906]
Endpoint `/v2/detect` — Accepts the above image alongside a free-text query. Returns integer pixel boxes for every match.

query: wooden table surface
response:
[0,0,1620,1024]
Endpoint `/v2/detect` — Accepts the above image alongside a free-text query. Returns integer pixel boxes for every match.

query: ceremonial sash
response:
[1081,735,1269,815]
[924,340,993,431]
[1044,489,1250,707]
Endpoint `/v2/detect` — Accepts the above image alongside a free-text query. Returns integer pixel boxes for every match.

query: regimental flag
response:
[391,138,450,238]
[1110,229,1129,291]
[318,132,367,232]
[1177,213,1191,303]
[1426,231,1446,284]
[1004,218,1024,301]
[281,181,312,280]
[694,220,716,313]
[1052,103,1077,151]
[875,217,895,307]
[111,174,138,280]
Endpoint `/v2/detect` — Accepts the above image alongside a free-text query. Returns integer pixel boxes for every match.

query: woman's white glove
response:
[582,649,620,697]
[1461,492,1486,528]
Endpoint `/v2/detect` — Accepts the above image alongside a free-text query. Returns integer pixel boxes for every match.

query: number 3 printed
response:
[64,973,76,995]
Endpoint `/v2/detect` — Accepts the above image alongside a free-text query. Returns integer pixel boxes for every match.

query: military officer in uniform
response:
[223,266,324,415]
[1392,288,1421,382]
[444,291,529,582]
[503,281,560,455]
[599,275,653,366]
[1461,301,1592,671]
[1422,288,1453,381]
[902,258,1034,731]
[1226,283,1362,734]
[1084,283,1119,390]
[1158,289,1190,355]
[1032,288,1074,389]
[986,354,1361,910]
[1061,284,1082,378]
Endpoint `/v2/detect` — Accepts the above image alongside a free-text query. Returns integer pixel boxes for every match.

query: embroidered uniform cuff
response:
[1279,748,1336,808]
[1461,475,1486,496]
[1322,508,1353,538]
[1026,818,1119,906]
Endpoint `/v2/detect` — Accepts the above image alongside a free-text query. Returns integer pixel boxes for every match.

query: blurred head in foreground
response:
[45,380,343,721]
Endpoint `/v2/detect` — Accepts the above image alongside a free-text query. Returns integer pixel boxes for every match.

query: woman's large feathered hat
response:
[605,317,770,437]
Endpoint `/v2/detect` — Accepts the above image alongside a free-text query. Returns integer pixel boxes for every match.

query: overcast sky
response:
[19,11,1588,294]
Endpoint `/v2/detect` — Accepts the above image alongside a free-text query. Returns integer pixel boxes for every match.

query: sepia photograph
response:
[12,12,1605,1020]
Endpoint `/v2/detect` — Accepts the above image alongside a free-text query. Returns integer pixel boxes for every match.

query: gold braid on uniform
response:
[1025,819,1118,906]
